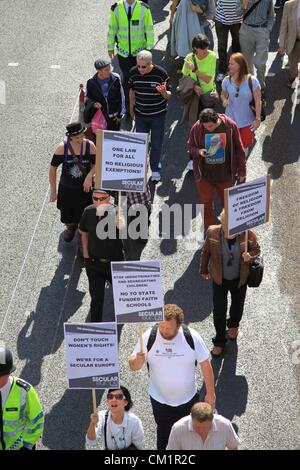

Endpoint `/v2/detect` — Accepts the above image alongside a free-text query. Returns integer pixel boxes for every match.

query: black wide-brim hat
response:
[66,121,86,136]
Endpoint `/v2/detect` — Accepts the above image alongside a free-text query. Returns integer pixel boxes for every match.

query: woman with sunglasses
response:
[220,53,262,158]
[86,386,144,450]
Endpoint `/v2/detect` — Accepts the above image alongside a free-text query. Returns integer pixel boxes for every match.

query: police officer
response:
[107,0,154,112]
[0,346,44,450]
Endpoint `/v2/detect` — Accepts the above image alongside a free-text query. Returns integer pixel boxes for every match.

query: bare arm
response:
[49,166,57,202]
[129,89,135,120]
[128,352,146,371]
[80,231,90,258]
[220,90,229,108]
[200,359,215,407]
[86,413,99,441]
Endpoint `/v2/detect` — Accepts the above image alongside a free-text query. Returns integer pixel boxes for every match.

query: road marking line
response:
[0,187,50,335]
[50,65,61,69]
[8,62,19,67]
[0,89,82,336]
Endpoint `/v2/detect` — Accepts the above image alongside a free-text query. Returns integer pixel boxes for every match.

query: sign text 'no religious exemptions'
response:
[224,175,270,237]
[64,323,120,389]
[111,261,164,324]
[95,129,148,192]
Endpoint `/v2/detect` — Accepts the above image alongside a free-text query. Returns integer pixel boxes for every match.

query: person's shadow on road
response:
[17,236,85,387]
[42,388,105,450]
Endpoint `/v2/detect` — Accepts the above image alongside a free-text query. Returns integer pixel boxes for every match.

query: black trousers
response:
[85,259,112,322]
[150,393,199,450]
[117,55,137,111]
[212,279,247,347]
[215,21,241,75]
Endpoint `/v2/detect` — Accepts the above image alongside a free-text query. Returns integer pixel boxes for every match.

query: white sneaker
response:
[185,160,194,172]
[151,171,161,182]
[216,73,225,82]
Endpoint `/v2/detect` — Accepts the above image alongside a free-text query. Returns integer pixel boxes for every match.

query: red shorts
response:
[239,125,254,149]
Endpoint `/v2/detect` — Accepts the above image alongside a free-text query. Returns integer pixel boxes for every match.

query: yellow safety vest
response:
[107,1,154,57]
[0,377,44,450]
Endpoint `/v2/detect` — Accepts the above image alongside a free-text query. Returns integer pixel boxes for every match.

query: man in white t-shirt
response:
[128,304,215,450]
[167,402,240,450]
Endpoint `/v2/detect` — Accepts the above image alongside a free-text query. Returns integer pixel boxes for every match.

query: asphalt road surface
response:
[0,0,299,450]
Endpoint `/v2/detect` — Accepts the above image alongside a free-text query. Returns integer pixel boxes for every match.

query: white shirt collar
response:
[0,376,14,409]
[124,0,137,13]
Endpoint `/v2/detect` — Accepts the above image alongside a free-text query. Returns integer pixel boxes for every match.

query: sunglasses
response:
[227,253,234,266]
[137,65,147,69]
[93,196,109,201]
[107,393,125,401]
[235,86,240,98]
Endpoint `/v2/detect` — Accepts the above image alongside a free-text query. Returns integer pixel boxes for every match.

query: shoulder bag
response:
[247,256,264,287]
[248,76,266,122]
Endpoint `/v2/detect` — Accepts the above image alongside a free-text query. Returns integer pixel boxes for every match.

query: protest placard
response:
[111,261,164,324]
[224,175,270,237]
[64,323,120,389]
[95,129,148,192]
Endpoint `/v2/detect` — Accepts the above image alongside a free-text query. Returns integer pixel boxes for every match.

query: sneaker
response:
[216,73,225,83]
[151,171,161,182]
[185,159,194,172]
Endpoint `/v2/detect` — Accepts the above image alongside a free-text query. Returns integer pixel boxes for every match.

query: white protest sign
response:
[111,260,164,324]
[64,323,120,389]
[95,129,148,192]
[224,175,270,237]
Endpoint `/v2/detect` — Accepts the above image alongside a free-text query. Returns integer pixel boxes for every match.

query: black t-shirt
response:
[128,65,171,117]
[79,204,124,260]
[51,140,95,189]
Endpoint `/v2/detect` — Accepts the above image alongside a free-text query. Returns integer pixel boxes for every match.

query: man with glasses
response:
[129,50,171,182]
[79,189,125,322]
[188,108,246,231]
[200,209,260,357]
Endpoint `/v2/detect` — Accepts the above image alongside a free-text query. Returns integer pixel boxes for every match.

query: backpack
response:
[146,323,197,367]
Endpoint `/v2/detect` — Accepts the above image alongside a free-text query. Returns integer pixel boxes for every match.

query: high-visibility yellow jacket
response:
[107,1,154,57]
[0,377,44,450]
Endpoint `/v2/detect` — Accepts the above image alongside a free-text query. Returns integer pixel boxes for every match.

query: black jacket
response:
[84,72,125,123]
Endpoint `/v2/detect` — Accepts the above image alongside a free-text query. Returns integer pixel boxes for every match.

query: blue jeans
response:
[135,113,166,172]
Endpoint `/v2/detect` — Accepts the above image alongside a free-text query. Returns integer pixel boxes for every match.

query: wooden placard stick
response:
[95,129,103,188]
[92,389,97,414]
[138,324,144,352]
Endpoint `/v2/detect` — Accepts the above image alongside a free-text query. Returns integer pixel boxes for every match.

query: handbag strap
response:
[103,411,109,450]
[248,75,254,102]
[192,54,201,86]
[243,0,263,22]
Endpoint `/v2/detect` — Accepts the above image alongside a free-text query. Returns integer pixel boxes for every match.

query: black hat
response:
[94,58,111,70]
[0,347,16,377]
[66,121,86,136]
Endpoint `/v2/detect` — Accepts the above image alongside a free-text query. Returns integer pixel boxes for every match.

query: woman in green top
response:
[181,34,219,171]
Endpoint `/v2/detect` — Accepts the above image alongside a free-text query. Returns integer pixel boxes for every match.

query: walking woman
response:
[221,53,261,158]
[49,121,95,242]
[86,386,144,450]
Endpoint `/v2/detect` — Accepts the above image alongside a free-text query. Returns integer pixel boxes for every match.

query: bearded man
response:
[79,189,124,322]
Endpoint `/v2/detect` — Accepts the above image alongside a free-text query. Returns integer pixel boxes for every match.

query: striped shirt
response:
[215,0,243,25]
[236,0,275,30]
[128,65,170,116]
